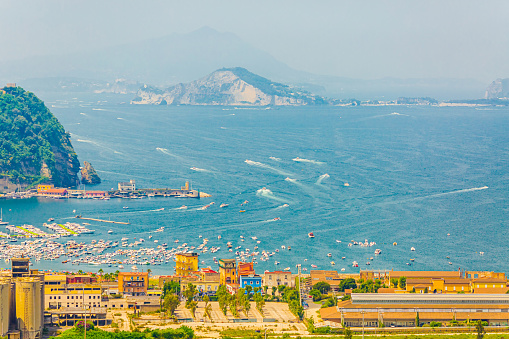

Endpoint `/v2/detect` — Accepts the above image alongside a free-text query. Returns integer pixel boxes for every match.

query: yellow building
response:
[406,278,472,294]
[176,253,199,277]
[36,184,54,193]
[219,259,237,285]
[15,277,42,339]
[471,278,508,293]
[0,278,10,337]
[118,272,148,296]
[44,274,104,309]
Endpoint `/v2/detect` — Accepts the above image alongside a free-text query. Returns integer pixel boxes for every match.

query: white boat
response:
[107,230,113,234]
[374,249,382,255]
[327,253,332,257]
[411,247,416,251]
[341,268,346,272]
[220,203,229,208]
[131,265,138,270]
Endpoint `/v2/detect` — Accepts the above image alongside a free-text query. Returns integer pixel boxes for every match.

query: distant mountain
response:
[0,27,486,100]
[132,68,335,106]
[485,78,509,99]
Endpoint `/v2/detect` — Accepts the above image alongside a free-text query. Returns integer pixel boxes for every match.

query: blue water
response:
[2,93,509,275]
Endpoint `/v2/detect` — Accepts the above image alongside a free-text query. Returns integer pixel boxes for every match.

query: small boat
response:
[48,218,55,222]
[410,258,415,262]
[274,261,279,265]
[123,206,129,209]
[374,249,382,255]
[342,257,346,260]
[308,232,315,238]
[407,263,412,266]
[393,242,397,246]
[327,253,332,257]
[239,210,246,213]
[311,264,317,268]
[366,262,370,265]
[341,268,345,272]
[284,267,291,271]
[411,247,416,251]
[273,217,281,221]
[448,262,453,265]
[288,246,291,250]
[178,205,187,210]
[131,265,138,270]
[218,235,221,239]
[480,252,484,255]
[330,261,335,265]
[118,265,124,269]
[336,240,341,243]
[220,203,229,208]
[108,230,113,234]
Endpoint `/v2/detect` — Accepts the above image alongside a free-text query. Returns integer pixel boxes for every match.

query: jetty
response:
[75,216,130,225]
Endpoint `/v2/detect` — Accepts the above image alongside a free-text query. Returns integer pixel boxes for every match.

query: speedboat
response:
[327,253,332,257]
[374,249,382,255]
[108,230,113,234]
[308,232,315,238]
[411,247,416,251]
[220,203,229,208]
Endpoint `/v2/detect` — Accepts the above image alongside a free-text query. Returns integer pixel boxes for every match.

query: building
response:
[238,262,256,276]
[118,180,136,191]
[321,293,509,327]
[11,257,30,278]
[194,268,220,295]
[118,272,148,296]
[239,275,262,291]
[219,259,237,285]
[175,253,199,276]
[44,275,103,310]
[36,184,54,193]
[42,188,68,197]
[310,270,343,291]
[263,271,294,289]
[405,278,472,294]
[0,278,10,337]
[471,277,508,293]
[16,277,43,339]
[84,191,106,198]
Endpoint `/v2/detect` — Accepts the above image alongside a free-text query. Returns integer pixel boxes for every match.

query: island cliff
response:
[485,78,509,99]
[131,67,336,106]
[0,85,84,190]
[80,161,101,185]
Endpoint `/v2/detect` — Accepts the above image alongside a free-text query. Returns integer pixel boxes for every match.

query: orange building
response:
[118,272,148,296]
[219,259,237,285]
[238,262,255,276]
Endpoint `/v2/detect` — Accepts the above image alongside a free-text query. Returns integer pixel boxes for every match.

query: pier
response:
[75,216,130,225]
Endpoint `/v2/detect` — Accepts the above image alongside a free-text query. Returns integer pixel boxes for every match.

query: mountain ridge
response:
[131,67,334,106]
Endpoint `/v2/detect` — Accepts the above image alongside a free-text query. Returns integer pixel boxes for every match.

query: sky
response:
[0,0,508,82]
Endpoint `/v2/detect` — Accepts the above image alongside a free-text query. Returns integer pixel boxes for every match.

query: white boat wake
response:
[245,159,292,176]
[292,157,325,165]
[190,167,211,172]
[316,173,330,184]
[256,187,288,203]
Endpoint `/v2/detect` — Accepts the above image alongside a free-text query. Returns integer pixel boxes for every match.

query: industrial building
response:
[321,293,509,327]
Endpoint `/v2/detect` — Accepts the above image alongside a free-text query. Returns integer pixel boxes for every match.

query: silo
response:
[15,278,42,339]
[0,278,10,337]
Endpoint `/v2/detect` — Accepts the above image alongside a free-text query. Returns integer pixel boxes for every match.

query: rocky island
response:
[0,85,98,192]
[131,67,337,106]
[80,161,101,185]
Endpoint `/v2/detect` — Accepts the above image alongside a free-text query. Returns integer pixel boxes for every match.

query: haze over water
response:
[2,93,508,275]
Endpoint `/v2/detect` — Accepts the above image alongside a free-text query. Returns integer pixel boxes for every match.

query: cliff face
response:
[80,161,101,185]
[0,86,81,190]
[485,78,509,99]
[131,67,334,106]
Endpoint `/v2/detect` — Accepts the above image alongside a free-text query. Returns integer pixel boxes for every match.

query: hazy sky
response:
[0,0,508,82]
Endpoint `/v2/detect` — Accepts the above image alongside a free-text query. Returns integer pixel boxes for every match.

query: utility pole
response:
[361,310,365,339]
[298,265,302,307]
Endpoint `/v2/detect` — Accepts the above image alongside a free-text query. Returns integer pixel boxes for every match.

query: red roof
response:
[265,271,291,274]
[201,268,218,274]
[46,188,67,193]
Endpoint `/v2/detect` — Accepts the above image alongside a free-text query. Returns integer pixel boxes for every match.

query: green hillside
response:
[0,86,80,189]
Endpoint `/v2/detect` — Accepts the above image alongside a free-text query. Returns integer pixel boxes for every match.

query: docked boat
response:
[308,232,315,238]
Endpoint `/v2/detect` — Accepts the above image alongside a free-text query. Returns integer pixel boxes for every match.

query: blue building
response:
[239,275,263,292]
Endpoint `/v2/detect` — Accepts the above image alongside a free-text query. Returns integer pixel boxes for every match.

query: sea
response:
[1,92,509,276]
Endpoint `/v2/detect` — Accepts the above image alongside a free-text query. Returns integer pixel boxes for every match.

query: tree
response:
[475,320,485,339]
[162,280,181,299]
[263,285,268,294]
[309,289,322,301]
[245,284,253,297]
[163,294,180,316]
[398,276,407,289]
[147,268,152,280]
[217,285,229,315]
[344,327,353,339]
[415,312,420,327]
[313,282,331,294]
[339,278,357,292]
[204,303,212,322]
[203,294,210,306]
[271,286,277,296]
[184,283,197,302]
[186,300,198,319]
[98,268,104,278]
[390,278,399,288]
[254,292,265,314]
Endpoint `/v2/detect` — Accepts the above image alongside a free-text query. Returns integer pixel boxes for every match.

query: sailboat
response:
[0,209,8,225]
